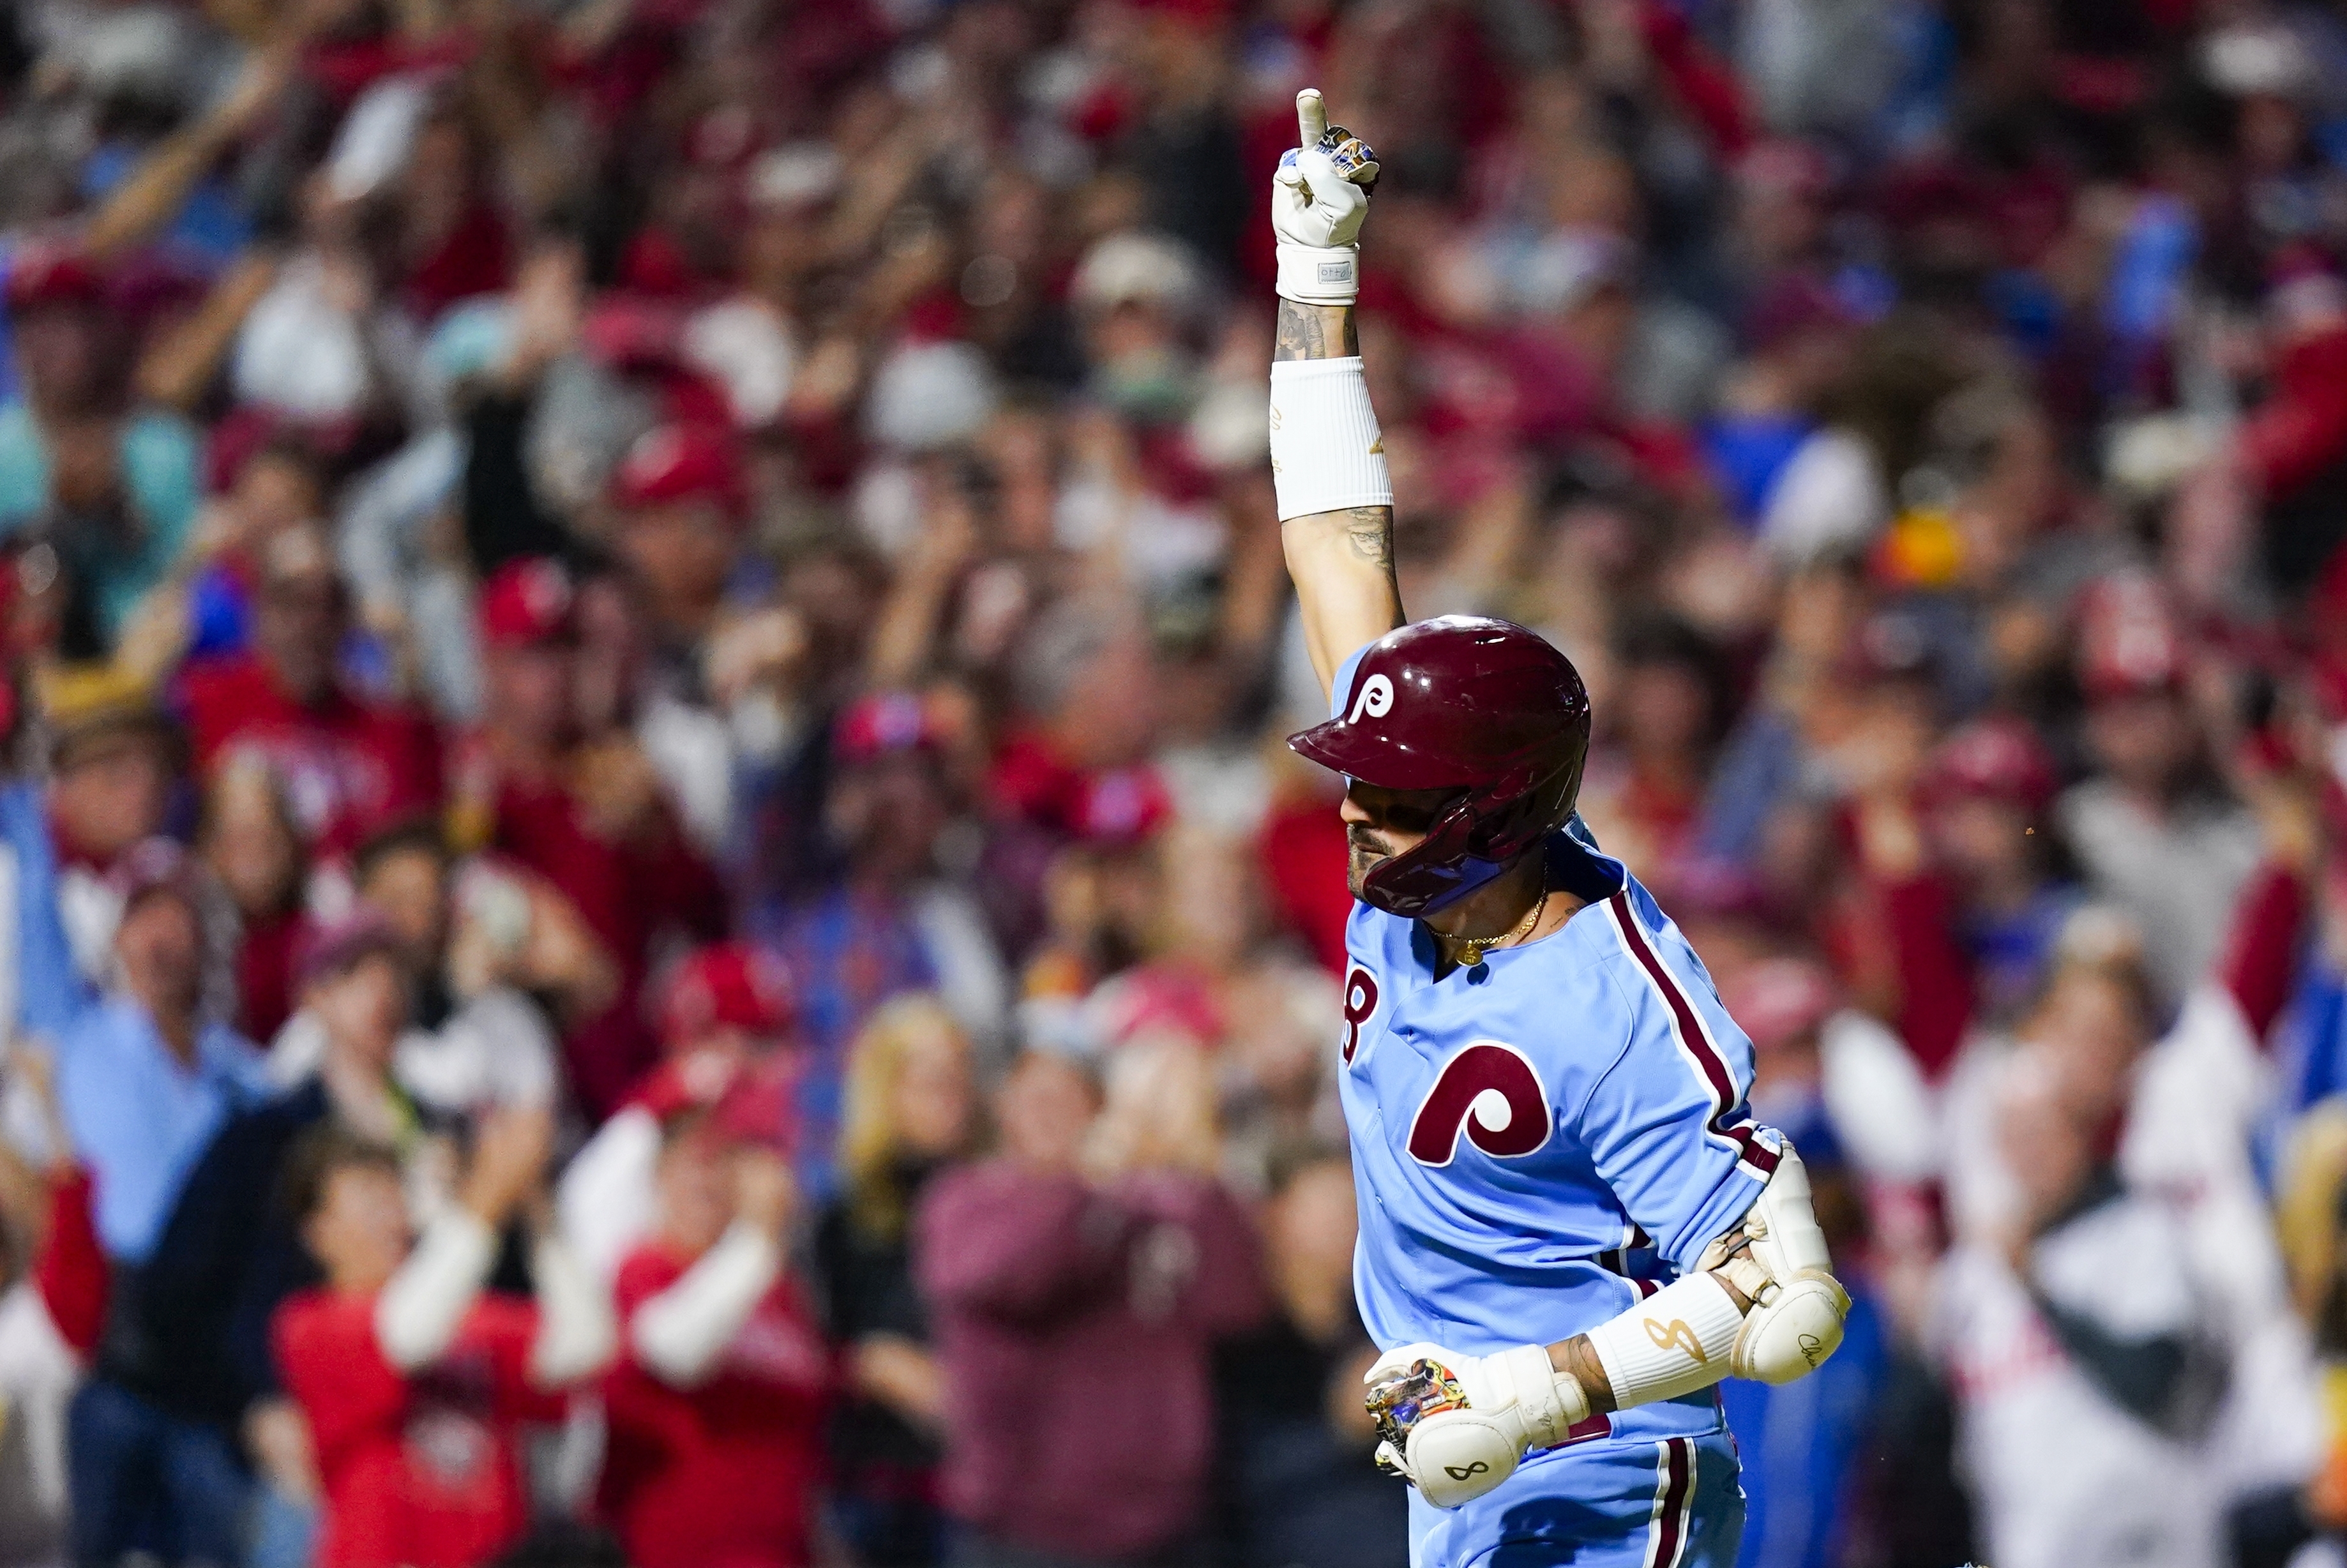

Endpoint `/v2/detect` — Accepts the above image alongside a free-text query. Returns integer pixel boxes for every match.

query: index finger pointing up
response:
[1297,87,1329,147]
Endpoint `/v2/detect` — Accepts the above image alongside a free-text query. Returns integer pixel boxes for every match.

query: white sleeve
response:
[374,1209,497,1371]
[398,986,560,1114]
[627,1222,781,1389]
[265,1011,328,1090]
[1818,1009,1940,1182]
[527,1232,617,1390]
[555,1109,661,1286]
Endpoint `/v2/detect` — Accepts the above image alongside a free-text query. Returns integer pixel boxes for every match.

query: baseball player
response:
[1266,89,1850,1568]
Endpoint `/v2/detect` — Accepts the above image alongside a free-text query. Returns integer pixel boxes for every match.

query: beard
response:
[1347,825,1394,898]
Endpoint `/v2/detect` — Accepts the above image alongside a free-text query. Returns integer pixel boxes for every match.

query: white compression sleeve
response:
[1269,358,1393,522]
[527,1232,617,1389]
[1583,1272,1748,1409]
[375,1209,497,1371]
[628,1221,781,1389]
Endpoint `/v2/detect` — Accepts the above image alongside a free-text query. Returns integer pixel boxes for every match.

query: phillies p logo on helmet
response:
[1347,672,1395,724]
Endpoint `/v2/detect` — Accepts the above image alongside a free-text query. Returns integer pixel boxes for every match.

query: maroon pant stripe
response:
[1649,1436,1693,1568]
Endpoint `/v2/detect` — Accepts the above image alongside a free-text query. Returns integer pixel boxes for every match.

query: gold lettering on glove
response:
[1645,1316,1709,1365]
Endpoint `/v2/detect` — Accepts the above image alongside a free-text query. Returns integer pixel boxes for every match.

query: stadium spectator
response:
[560,941,801,1282]
[600,1077,830,1568]
[8,674,179,1042]
[1211,1154,1400,1568]
[917,1044,1266,1567]
[179,524,444,865]
[0,246,200,651]
[56,840,268,1568]
[267,862,569,1131]
[757,693,1006,1181]
[449,555,725,1119]
[1933,1055,2235,1568]
[816,997,980,1568]
[273,1112,612,1568]
[197,753,313,1045]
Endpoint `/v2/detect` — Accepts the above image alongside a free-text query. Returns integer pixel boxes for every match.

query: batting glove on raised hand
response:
[1271,88,1380,306]
[1363,1341,1590,1509]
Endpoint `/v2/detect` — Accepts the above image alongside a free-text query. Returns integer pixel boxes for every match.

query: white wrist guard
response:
[1585,1272,1748,1408]
[1277,242,1361,306]
[1590,1145,1851,1406]
[1269,358,1393,522]
[1728,1145,1850,1383]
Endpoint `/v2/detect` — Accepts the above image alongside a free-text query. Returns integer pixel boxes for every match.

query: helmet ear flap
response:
[1361,790,1497,916]
[1357,750,1590,918]
[1463,751,1587,863]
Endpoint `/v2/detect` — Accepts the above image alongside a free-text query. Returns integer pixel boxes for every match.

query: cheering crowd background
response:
[4,0,2347,1564]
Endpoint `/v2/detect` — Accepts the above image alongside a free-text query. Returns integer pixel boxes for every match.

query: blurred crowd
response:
[10,0,2347,1564]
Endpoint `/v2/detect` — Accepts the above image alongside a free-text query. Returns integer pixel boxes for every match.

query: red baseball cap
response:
[1926,716,2059,817]
[632,1049,799,1152]
[478,557,577,649]
[2076,573,2184,701]
[834,691,942,764]
[633,1047,741,1120]
[1070,765,1172,848]
[1088,964,1223,1051]
[610,423,746,518]
[657,942,796,1049]
[1723,958,1838,1053]
[709,1057,798,1152]
[5,245,103,315]
[582,293,686,369]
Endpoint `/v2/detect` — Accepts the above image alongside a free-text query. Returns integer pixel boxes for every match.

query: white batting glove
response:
[1272,87,1380,306]
[1363,1341,1590,1509]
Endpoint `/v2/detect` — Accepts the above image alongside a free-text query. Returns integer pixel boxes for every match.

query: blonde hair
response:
[838,995,971,1239]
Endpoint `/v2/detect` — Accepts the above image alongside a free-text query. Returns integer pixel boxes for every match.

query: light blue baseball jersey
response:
[1324,645,1779,1566]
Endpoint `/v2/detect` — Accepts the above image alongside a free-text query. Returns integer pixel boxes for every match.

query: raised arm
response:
[1269,91,1402,700]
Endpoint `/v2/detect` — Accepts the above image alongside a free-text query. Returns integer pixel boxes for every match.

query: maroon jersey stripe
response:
[1608,892,1781,1177]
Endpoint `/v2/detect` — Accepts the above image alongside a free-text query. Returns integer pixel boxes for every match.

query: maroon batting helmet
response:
[1288,616,1592,917]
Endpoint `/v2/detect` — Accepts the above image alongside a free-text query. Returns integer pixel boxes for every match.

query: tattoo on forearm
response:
[1343,506,1394,568]
[1274,299,1325,359]
[1273,299,1361,361]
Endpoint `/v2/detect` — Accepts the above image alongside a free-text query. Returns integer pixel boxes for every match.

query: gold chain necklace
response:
[1449,870,1546,969]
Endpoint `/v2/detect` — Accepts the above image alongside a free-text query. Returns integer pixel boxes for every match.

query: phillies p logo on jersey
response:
[1407,1042,1551,1165]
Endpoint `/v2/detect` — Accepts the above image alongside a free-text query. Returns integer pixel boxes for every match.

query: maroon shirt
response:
[236,906,310,1045]
[915,1162,1268,1560]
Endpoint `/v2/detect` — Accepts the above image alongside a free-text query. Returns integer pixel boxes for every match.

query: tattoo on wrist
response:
[1273,299,1361,361]
[1551,1334,1619,1411]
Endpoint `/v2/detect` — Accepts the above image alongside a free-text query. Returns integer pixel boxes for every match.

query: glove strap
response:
[1491,1344,1590,1450]
[1276,243,1360,306]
